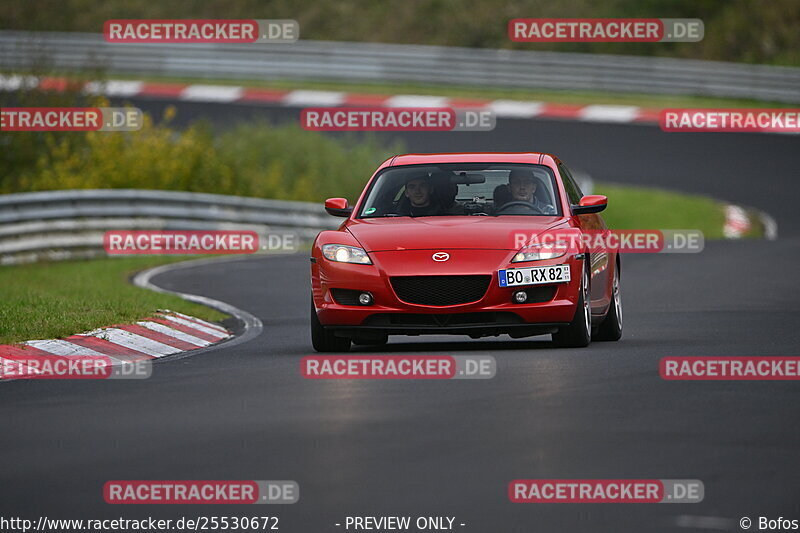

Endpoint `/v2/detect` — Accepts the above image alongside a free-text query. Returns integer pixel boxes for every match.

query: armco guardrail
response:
[0,175,594,265]
[0,189,339,265]
[1,31,799,103]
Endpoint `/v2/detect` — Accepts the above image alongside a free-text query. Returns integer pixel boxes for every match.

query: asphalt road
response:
[2,109,800,532]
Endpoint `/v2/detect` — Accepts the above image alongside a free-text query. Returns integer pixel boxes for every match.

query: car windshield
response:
[357,163,561,218]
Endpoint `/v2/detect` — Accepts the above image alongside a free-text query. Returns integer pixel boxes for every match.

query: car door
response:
[558,162,611,313]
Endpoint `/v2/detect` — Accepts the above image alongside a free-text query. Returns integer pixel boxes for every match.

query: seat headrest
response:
[493,184,511,205]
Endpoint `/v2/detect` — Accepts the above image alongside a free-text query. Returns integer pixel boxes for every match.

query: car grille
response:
[519,286,557,303]
[330,288,363,306]
[390,275,491,306]
[364,312,522,327]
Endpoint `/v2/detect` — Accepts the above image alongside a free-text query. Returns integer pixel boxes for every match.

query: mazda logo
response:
[432,252,450,262]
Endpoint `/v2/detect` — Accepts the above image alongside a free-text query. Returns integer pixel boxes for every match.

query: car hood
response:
[346,216,566,251]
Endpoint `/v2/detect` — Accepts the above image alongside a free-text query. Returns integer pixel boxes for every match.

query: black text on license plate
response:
[499,265,571,287]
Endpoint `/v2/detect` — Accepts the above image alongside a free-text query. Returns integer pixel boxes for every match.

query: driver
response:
[505,168,556,214]
[397,174,444,216]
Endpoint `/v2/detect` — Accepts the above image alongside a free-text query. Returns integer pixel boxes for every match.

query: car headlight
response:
[322,244,372,264]
[512,241,569,262]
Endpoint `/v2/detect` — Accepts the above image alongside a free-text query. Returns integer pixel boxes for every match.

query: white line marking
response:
[579,105,640,123]
[84,80,143,97]
[384,95,449,108]
[137,321,210,346]
[283,90,345,106]
[181,84,244,102]
[165,310,228,333]
[487,100,544,118]
[160,315,229,339]
[81,328,182,357]
[132,256,263,361]
[758,210,778,240]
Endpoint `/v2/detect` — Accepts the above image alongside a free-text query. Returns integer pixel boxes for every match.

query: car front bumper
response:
[311,248,582,336]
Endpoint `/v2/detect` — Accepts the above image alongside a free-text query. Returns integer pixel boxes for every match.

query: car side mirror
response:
[571,195,607,215]
[325,198,353,217]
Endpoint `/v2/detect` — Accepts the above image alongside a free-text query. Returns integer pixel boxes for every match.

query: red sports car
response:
[310,152,622,351]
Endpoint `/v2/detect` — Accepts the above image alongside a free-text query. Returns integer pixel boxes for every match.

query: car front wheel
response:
[310,300,351,352]
[595,263,622,341]
[552,263,591,348]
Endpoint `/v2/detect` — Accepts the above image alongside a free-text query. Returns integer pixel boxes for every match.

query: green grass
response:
[596,183,728,239]
[0,256,228,345]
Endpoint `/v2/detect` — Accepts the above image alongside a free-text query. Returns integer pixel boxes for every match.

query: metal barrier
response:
[0,189,339,265]
[0,175,594,265]
[1,31,799,103]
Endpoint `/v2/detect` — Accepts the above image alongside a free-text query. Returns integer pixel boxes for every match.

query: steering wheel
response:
[495,201,543,215]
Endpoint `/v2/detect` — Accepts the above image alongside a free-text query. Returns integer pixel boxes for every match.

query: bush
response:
[6,107,233,193]
[3,104,402,202]
[0,75,105,191]
[217,124,402,201]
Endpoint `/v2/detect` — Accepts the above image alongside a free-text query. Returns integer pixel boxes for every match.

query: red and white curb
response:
[0,310,231,380]
[723,205,751,239]
[723,204,778,240]
[0,74,662,125]
[4,75,796,134]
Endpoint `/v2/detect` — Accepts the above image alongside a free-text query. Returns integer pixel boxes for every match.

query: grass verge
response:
[0,256,228,345]
[596,183,730,239]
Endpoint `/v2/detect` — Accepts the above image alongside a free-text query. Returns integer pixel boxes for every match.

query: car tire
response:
[310,300,351,352]
[552,262,591,348]
[595,263,622,341]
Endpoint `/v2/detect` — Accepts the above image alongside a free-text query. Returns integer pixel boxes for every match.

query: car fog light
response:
[513,290,528,303]
[358,292,373,305]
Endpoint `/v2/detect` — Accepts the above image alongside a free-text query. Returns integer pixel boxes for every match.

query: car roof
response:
[382,152,558,169]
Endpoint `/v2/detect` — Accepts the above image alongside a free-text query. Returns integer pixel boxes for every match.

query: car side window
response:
[558,163,584,205]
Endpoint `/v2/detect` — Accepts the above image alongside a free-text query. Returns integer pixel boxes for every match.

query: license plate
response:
[498,265,571,287]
